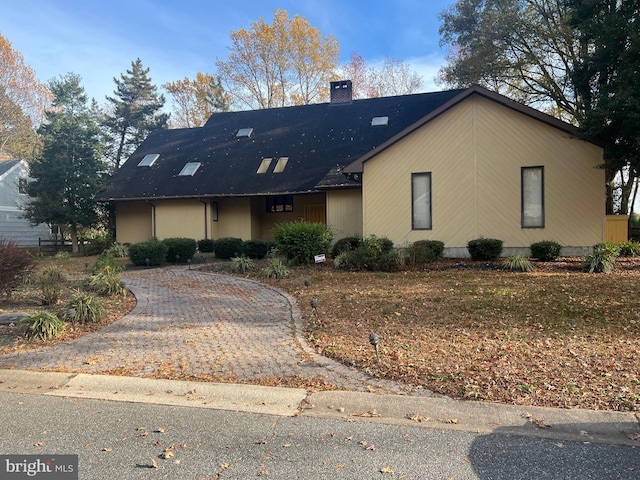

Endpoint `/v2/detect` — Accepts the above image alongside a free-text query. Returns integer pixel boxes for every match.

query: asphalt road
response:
[1,390,638,480]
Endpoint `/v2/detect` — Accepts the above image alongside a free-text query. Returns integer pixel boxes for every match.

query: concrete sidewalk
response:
[0,369,638,448]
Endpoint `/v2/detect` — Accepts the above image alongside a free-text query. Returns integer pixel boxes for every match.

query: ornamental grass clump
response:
[231,255,256,273]
[66,291,105,324]
[85,268,126,297]
[502,255,533,272]
[583,243,620,273]
[18,311,65,341]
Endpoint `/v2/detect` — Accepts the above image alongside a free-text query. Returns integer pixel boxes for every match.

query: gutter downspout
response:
[199,199,208,239]
[147,201,157,238]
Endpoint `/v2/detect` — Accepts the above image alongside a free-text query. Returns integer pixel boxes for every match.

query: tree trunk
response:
[70,223,79,254]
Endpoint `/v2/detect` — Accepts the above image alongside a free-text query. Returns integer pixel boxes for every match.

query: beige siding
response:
[362,95,605,251]
[115,201,153,244]
[154,200,207,240]
[327,189,363,239]
[211,197,253,240]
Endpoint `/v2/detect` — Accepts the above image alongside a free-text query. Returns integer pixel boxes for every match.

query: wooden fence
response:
[38,237,72,255]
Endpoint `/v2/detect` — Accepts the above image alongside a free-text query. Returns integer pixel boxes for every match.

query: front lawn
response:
[265,257,640,411]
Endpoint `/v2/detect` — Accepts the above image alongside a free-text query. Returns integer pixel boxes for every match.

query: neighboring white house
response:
[0,159,51,246]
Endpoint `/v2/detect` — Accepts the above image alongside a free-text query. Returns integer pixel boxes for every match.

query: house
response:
[0,159,52,246]
[99,82,605,257]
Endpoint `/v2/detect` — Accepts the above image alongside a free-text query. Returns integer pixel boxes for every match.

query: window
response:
[266,195,293,213]
[138,153,159,167]
[273,157,289,173]
[371,116,389,126]
[236,128,253,138]
[257,158,272,174]
[412,173,432,230]
[18,178,28,194]
[522,166,544,228]
[178,162,201,176]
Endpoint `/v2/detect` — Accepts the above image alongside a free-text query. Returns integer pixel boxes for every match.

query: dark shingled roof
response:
[99,88,466,201]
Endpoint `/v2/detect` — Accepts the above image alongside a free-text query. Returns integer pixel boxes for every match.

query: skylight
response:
[178,162,201,176]
[273,157,289,173]
[138,153,159,167]
[371,116,389,126]
[257,158,272,174]
[236,128,253,138]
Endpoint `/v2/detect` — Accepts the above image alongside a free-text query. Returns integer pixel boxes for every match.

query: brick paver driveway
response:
[0,268,426,395]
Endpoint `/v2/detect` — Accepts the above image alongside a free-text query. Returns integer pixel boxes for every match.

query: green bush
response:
[91,253,123,275]
[213,237,244,260]
[331,236,362,257]
[273,221,333,265]
[163,237,197,263]
[0,239,34,297]
[231,255,256,273]
[410,240,445,265]
[103,243,129,258]
[530,240,562,261]
[18,311,65,341]
[197,238,215,253]
[618,240,640,257]
[84,269,126,297]
[335,235,401,272]
[66,291,105,324]
[39,265,67,305]
[467,238,503,261]
[243,240,274,259]
[503,255,533,272]
[129,239,169,266]
[583,243,620,273]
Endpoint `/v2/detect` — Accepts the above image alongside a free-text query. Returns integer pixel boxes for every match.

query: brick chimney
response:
[330,80,353,104]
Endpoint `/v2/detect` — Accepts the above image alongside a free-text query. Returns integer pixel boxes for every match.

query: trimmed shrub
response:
[0,239,34,297]
[618,240,640,257]
[331,236,362,257]
[91,253,123,275]
[503,255,533,272]
[163,237,197,263]
[231,255,255,273]
[66,291,105,324]
[18,311,65,341]
[467,238,503,261]
[273,221,333,265]
[129,239,169,266]
[530,240,562,261]
[197,238,215,253]
[583,243,620,273]
[213,237,244,260]
[243,240,273,259]
[410,240,445,266]
[39,265,67,305]
[336,235,401,272]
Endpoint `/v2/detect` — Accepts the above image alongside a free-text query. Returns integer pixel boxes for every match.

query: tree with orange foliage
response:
[163,73,230,128]
[216,9,339,109]
[0,33,50,159]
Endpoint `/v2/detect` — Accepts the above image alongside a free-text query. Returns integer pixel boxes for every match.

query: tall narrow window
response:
[522,166,544,228]
[412,173,432,230]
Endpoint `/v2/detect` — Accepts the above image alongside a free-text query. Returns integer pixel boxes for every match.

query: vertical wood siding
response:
[362,95,604,249]
[327,189,363,240]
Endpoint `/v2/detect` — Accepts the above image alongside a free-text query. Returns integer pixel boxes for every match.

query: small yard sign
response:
[314,254,326,264]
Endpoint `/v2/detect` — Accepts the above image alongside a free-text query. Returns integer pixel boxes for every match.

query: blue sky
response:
[0,0,455,103]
